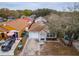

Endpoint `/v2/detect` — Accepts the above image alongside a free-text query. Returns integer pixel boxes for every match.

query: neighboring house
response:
[0,17,33,56]
[0,17,4,22]
[35,17,47,24]
[29,15,36,20]
[0,18,32,40]
[8,16,15,21]
[0,25,16,40]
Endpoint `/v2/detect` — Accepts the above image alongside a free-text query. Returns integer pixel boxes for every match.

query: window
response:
[41,38,44,40]
[47,34,49,37]
[47,33,56,38]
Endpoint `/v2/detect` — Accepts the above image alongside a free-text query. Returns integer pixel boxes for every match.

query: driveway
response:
[0,39,20,56]
[19,39,40,56]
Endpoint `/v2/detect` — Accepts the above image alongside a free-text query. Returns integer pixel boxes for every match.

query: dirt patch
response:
[40,40,79,56]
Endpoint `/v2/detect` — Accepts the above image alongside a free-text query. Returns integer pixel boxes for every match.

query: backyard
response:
[40,39,79,56]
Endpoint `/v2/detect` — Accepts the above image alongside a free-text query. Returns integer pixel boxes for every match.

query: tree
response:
[0,8,20,19]
[44,13,67,38]
[62,2,79,46]
[10,10,20,18]
[33,8,57,17]
[23,9,32,16]
[0,8,11,18]
[16,10,24,18]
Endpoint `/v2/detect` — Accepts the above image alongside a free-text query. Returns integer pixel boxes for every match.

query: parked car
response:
[1,38,15,52]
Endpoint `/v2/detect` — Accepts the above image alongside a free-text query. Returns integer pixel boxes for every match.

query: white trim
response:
[25,27,28,31]
[10,30,18,32]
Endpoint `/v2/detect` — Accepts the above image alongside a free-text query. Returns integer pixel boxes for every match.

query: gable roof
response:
[0,18,45,33]
[0,18,31,32]
[29,22,45,32]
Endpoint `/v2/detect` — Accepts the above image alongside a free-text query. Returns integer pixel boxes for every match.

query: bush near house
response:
[14,38,27,55]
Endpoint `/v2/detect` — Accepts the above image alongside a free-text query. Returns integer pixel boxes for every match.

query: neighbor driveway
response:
[0,39,20,56]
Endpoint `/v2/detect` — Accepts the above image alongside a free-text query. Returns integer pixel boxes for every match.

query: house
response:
[0,18,32,40]
[28,16,57,41]
[0,17,4,22]
[29,15,36,20]
[28,16,51,41]
[0,25,16,40]
[8,16,15,21]
[35,17,47,24]
[28,22,47,41]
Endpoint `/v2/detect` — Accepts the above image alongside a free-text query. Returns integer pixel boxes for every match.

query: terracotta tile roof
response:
[0,18,44,32]
[3,18,31,32]
[29,23,45,32]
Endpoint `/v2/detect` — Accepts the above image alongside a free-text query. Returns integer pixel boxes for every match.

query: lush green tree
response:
[23,10,32,16]
[33,8,57,17]
[0,8,11,18]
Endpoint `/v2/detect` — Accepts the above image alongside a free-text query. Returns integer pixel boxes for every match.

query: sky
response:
[0,2,75,11]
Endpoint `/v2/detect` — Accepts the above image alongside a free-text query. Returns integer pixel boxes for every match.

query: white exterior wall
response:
[29,31,47,41]
[29,32,39,39]
[40,31,47,38]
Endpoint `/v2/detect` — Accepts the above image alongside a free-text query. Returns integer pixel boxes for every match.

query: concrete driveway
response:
[19,39,41,56]
[0,39,20,56]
